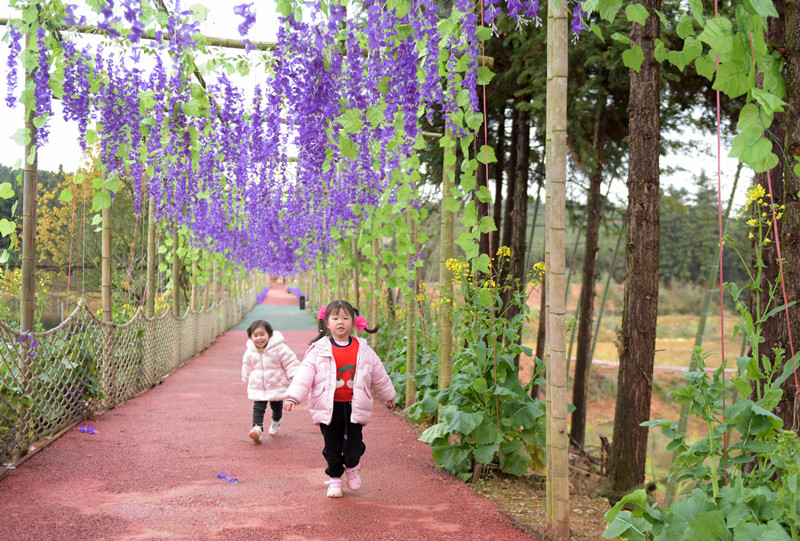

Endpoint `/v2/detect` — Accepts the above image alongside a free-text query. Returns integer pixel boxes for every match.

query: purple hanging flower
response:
[4,25,22,108]
[33,27,53,146]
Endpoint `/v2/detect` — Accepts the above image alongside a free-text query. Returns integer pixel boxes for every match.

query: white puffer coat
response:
[241,331,301,401]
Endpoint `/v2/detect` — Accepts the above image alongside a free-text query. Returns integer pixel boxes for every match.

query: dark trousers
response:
[252,400,283,428]
[319,401,365,478]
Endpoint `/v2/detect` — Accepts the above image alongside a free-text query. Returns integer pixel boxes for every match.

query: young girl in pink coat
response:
[242,319,300,443]
[284,300,396,498]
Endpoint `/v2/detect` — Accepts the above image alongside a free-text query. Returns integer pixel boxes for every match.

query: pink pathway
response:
[0,283,536,540]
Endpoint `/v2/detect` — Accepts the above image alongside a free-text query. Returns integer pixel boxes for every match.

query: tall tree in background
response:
[774,0,799,432]
[609,0,662,498]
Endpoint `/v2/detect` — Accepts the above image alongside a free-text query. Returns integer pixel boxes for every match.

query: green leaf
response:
[590,23,606,42]
[340,135,357,159]
[695,54,717,80]
[685,511,732,540]
[11,128,30,146]
[677,14,696,38]
[445,410,483,435]
[0,218,15,237]
[596,0,624,22]
[602,511,652,539]
[698,16,733,58]
[748,0,779,17]
[92,191,112,211]
[366,104,386,125]
[730,134,778,173]
[58,189,73,203]
[689,0,704,24]
[713,60,752,98]
[0,182,14,199]
[338,108,363,133]
[476,145,497,164]
[478,287,493,307]
[475,25,492,41]
[431,442,471,468]
[477,65,494,85]
[622,45,645,72]
[85,129,99,145]
[190,3,209,21]
[610,32,632,45]
[751,88,786,115]
[473,443,499,464]
[625,4,649,25]
[462,201,478,228]
[27,146,36,165]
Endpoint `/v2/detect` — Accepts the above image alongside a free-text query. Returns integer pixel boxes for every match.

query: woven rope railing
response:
[0,288,258,465]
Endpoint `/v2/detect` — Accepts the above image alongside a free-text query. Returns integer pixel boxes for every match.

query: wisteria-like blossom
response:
[5,25,22,108]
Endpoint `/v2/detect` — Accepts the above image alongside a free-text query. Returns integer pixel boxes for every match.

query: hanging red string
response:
[713,0,728,485]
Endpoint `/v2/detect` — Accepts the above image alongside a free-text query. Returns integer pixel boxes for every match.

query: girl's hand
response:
[387,399,395,408]
[284,401,295,411]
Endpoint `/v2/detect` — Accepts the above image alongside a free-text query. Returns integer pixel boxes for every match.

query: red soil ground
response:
[0,284,536,540]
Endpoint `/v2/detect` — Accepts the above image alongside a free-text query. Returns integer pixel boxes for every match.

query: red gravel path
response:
[0,284,536,540]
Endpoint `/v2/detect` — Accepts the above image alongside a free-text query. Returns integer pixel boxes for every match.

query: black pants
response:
[252,400,283,428]
[319,401,365,478]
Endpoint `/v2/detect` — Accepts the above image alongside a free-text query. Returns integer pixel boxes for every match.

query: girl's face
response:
[327,308,353,343]
[251,327,270,350]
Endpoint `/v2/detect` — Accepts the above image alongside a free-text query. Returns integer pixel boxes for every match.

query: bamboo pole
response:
[371,238,380,350]
[190,258,198,311]
[19,38,37,333]
[145,197,156,318]
[353,238,361,308]
[439,133,456,392]
[101,207,112,323]
[406,211,418,407]
[172,224,180,317]
[546,0,570,535]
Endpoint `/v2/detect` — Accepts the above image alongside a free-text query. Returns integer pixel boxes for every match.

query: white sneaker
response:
[326,477,343,498]
[268,420,281,435]
[248,425,262,443]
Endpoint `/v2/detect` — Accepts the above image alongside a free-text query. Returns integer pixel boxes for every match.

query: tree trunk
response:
[545,0,570,534]
[752,7,786,408]
[531,275,546,400]
[146,197,157,318]
[492,107,506,253]
[502,107,519,252]
[570,109,607,449]
[509,106,530,368]
[609,0,662,499]
[773,0,799,433]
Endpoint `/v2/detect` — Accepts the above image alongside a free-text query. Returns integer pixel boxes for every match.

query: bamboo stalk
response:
[546,0,570,535]
[406,211,418,407]
[371,238,380,350]
[439,132,456,392]
[145,196,156,318]
[172,224,180,317]
[101,207,112,323]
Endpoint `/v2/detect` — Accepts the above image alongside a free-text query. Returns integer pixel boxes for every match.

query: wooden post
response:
[19,37,37,333]
[439,133,455,391]
[190,258,198,311]
[171,224,180,317]
[405,212,418,407]
[102,207,112,323]
[546,0,570,536]
[145,197,156,318]
[371,238,380,349]
[353,238,361,308]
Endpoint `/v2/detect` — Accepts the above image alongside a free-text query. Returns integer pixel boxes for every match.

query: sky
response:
[0,1,746,209]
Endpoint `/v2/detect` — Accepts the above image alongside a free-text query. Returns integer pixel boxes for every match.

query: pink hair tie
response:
[317,305,326,320]
[354,315,368,332]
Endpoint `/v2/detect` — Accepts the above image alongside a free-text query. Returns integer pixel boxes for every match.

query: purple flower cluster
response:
[4,25,22,108]
[33,27,53,146]
[78,425,96,434]
[572,0,589,34]
[217,472,239,483]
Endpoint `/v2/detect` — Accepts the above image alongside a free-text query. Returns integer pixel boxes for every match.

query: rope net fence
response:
[0,288,258,465]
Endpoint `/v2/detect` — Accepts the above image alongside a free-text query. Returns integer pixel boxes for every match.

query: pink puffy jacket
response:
[242,331,301,402]
[285,336,396,426]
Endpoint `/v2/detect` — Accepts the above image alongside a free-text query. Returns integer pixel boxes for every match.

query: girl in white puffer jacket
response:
[242,319,300,442]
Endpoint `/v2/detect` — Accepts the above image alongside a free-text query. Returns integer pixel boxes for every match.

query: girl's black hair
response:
[247,319,273,339]
[310,300,379,344]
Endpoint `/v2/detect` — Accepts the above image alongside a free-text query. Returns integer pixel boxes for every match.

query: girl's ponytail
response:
[309,300,379,344]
